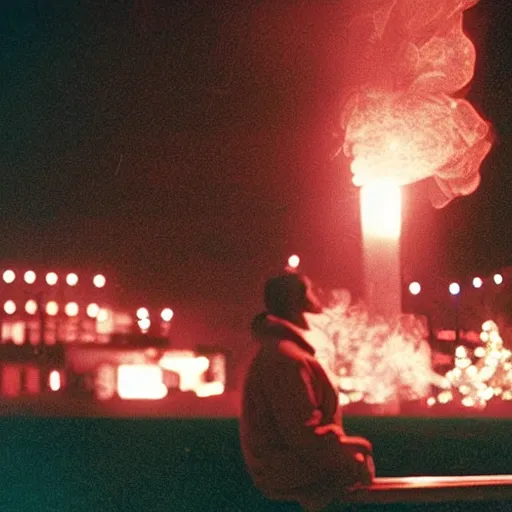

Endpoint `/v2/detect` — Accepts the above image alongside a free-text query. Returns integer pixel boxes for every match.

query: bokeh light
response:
[24,270,36,284]
[3,300,16,315]
[472,277,483,288]
[161,308,174,322]
[493,273,503,285]
[65,302,79,317]
[408,281,421,295]
[46,301,59,316]
[287,254,300,269]
[93,274,106,288]
[25,300,38,315]
[66,273,79,286]
[46,272,58,286]
[2,270,15,284]
[449,282,460,296]
[87,303,100,318]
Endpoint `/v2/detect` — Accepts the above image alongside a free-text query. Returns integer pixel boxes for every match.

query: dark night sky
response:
[0,0,511,350]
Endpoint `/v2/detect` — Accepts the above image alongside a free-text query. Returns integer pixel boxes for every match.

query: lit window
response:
[49,370,61,391]
[87,303,100,318]
[3,300,16,315]
[46,301,59,316]
[64,302,79,317]
[46,272,58,286]
[2,270,15,284]
[161,308,174,322]
[25,300,38,315]
[24,270,36,284]
[93,274,106,288]
[66,273,79,286]
[117,365,168,400]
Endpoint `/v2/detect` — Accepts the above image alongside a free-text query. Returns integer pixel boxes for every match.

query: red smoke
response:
[341,0,492,207]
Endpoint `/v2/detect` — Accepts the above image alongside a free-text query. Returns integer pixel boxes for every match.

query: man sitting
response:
[240,273,375,511]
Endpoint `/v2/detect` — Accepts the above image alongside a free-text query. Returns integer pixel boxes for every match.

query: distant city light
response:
[472,277,483,289]
[87,303,100,318]
[138,317,151,332]
[493,273,503,285]
[46,301,59,316]
[2,270,15,284]
[161,308,174,322]
[49,370,61,392]
[66,273,79,286]
[287,254,300,269]
[3,300,16,315]
[65,302,79,317]
[136,307,149,320]
[93,274,106,288]
[97,308,109,323]
[46,272,58,286]
[24,270,36,284]
[25,300,38,315]
[117,365,168,400]
[408,281,421,295]
[449,282,461,296]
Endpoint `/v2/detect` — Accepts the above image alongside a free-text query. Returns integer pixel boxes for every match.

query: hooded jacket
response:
[240,314,369,510]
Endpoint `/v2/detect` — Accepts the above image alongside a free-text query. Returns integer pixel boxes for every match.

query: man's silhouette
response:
[240,273,374,511]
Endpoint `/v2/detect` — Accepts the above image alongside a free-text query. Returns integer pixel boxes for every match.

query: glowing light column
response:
[360,182,402,319]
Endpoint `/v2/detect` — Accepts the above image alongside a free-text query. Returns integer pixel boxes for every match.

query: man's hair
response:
[264,273,307,317]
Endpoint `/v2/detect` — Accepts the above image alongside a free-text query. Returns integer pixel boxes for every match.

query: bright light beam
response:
[360,182,402,319]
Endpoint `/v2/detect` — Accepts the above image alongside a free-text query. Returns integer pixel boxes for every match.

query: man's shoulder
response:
[274,339,317,366]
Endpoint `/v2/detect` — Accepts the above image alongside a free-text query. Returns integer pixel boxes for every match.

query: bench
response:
[346,475,512,504]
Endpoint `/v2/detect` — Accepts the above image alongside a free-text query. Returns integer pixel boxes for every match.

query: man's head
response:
[263,273,323,321]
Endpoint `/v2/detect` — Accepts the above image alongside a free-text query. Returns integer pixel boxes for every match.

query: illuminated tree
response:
[430,320,512,409]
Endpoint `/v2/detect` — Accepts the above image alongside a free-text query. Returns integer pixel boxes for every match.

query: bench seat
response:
[346,475,512,504]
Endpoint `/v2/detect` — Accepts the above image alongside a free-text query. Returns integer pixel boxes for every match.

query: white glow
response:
[409,282,421,295]
[472,277,483,288]
[287,254,300,269]
[46,272,58,286]
[117,365,168,400]
[93,274,106,288]
[25,300,38,315]
[493,273,503,285]
[161,308,174,322]
[97,308,109,322]
[3,300,16,315]
[24,270,36,284]
[138,317,151,332]
[87,303,100,318]
[46,301,59,316]
[195,382,225,398]
[49,370,61,391]
[66,273,79,286]
[3,270,15,284]
[159,355,210,392]
[360,183,402,239]
[136,307,149,320]
[64,302,79,317]
[449,282,460,295]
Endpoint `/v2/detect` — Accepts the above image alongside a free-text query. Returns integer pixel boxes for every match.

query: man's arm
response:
[266,355,369,469]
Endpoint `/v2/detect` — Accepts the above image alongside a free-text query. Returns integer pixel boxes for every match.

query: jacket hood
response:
[251,312,316,355]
